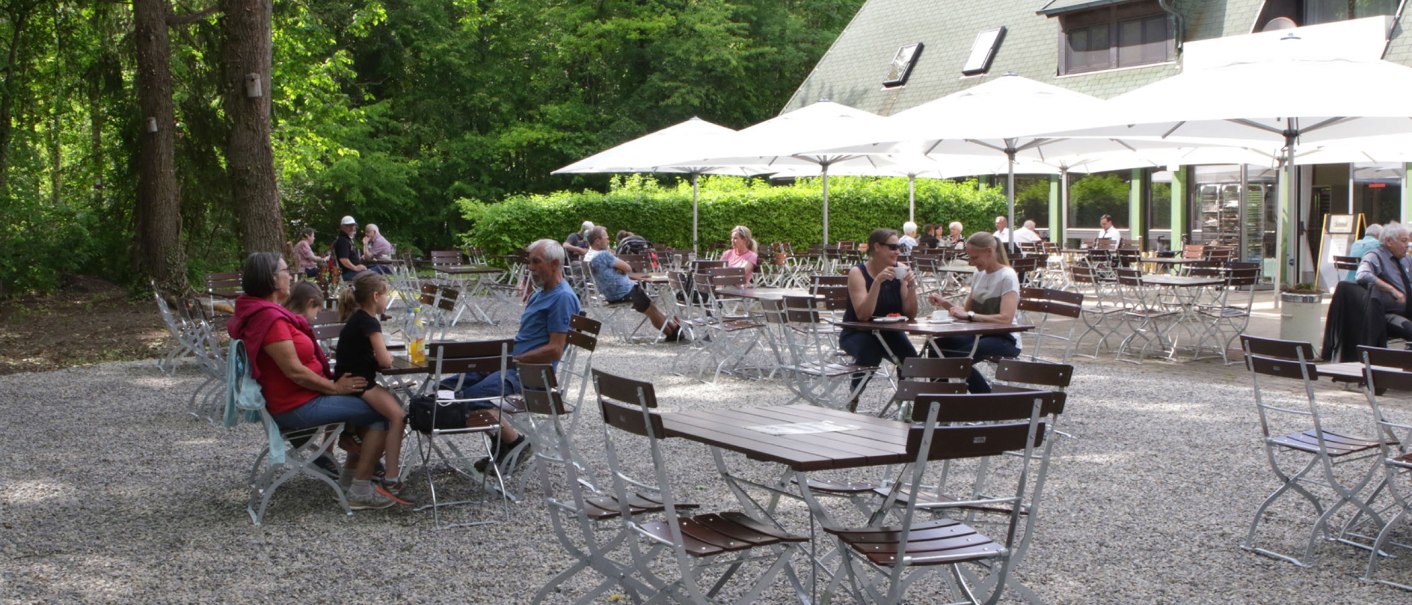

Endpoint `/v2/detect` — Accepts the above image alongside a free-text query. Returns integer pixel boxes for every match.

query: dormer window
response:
[1039,0,1174,75]
[883,42,924,88]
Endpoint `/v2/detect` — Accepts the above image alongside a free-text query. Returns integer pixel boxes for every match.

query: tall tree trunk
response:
[220,0,281,254]
[133,0,187,295]
[0,4,32,198]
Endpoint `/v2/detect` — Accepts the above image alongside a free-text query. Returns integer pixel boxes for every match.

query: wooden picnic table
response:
[714,286,816,301]
[662,404,911,472]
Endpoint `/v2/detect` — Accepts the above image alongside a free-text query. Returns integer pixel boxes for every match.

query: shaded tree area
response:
[0,0,861,296]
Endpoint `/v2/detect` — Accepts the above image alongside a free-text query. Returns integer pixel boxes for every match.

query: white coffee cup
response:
[931,309,947,321]
[893,265,908,282]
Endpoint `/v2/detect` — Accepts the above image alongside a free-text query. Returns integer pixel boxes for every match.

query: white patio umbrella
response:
[666,101,895,246]
[813,74,1198,243]
[1046,42,1412,285]
[552,117,765,254]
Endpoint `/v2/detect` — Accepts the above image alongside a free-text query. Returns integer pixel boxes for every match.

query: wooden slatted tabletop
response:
[661,404,912,472]
[832,318,1033,338]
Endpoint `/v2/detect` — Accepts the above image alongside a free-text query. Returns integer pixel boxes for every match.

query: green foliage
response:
[1069,172,1131,227]
[461,175,1005,257]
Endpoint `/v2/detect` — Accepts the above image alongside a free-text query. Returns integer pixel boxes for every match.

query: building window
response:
[1303,0,1398,26]
[962,27,1006,76]
[1056,1,1173,75]
[883,42,924,88]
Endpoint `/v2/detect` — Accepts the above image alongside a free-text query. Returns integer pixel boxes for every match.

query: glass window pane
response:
[1067,170,1131,229]
[1118,16,1168,67]
[1013,175,1051,226]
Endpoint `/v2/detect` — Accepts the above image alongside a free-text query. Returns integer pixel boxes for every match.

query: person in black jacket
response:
[1355,222,1412,343]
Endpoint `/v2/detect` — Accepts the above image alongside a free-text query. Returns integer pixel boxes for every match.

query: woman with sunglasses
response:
[839,228,919,409]
[927,231,1021,393]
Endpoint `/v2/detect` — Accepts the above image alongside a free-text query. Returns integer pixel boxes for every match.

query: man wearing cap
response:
[563,220,593,263]
[334,216,369,283]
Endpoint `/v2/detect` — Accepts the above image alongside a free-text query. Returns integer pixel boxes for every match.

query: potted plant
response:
[1280,283,1325,348]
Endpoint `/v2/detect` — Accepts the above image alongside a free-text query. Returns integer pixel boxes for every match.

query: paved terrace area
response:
[3,291,1407,604]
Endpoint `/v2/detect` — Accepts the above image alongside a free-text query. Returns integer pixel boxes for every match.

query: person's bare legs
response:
[644,304,679,336]
[361,386,405,480]
[353,429,386,481]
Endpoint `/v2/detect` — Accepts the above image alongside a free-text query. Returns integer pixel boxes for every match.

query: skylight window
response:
[883,42,924,88]
[962,27,1007,76]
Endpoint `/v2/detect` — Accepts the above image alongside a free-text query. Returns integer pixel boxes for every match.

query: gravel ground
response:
[2,315,1410,604]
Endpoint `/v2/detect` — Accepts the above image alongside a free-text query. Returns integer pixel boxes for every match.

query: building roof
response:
[784,0,1379,115]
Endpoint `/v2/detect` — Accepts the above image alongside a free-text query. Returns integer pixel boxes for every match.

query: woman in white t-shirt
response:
[926,231,1021,393]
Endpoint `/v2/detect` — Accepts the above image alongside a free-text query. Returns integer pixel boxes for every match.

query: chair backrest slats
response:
[518,363,568,416]
[593,368,659,409]
[912,391,1065,423]
[995,359,1073,389]
[908,421,1041,462]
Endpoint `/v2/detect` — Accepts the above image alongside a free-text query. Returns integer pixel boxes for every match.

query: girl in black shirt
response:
[336,273,408,494]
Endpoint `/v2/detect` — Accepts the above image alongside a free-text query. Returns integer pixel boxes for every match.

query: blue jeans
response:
[273,394,388,431]
[928,335,1021,393]
[441,368,522,409]
[840,330,919,393]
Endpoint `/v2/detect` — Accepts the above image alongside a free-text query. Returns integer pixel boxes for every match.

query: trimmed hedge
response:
[459,174,1008,257]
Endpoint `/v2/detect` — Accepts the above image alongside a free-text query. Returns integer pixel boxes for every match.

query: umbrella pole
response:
[1007,148,1017,246]
[691,173,700,256]
[822,164,831,247]
[909,175,916,224]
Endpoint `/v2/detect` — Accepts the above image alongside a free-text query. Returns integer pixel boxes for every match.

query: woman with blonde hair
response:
[721,225,759,284]
[335,273,409,494]
[927,231,1020,392]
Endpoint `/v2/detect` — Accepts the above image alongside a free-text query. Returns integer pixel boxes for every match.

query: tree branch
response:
[167,5,220,27]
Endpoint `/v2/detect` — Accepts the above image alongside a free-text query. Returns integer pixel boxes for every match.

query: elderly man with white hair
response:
[1356,222,1412,343]
[898,221,919,254]
[1014,220,1043,245]
[362,224,394,260]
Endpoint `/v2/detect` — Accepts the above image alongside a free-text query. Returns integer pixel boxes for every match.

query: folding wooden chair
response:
[773,295,877,410]
[416,339,516,528]
[1239,335,1385,567]
[1016,287,1083,363]
[595,369,808,604]
[522,362,687,603]
[1068,265,1123,358]
[1356,346,1412,589]
[825,391,1047,605]
[1114,268,1177,363]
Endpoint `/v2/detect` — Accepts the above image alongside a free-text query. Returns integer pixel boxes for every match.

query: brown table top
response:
[628,272,669,284]
[662,404,912,472]
[833,318,1034,338]
[714,286,816,300]
[1313,361,1408,384]
[382,356,430,376]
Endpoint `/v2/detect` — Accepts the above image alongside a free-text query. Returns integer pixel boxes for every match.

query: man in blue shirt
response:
[1347,223,1382,281]
[585,226,682,340]
[445,238,581,471]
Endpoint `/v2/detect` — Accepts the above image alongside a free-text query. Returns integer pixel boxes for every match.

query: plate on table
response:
[871,316,908,323]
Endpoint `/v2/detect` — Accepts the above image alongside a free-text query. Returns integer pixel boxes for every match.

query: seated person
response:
[563,220,594,263]
[1014,220,1043,245]
[444,239,582,472]
[927,231,1021,393]
[941,221,965,249]
[898,221,919,254]
[721,225,759,285]
[334,216,370,283]
[840,228,919,410]
[293,228,327,279]
[1347,223,1382,281]
[615,230,650,255]
[917,224,940,250]
[1356,222,1412,343]
[228,252,403,509]
[362,224,395,260]
[586,226,682,340]
[1096,214,1122,243]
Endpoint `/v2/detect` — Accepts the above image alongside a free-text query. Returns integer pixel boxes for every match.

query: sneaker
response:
[374,483,413,507]
[474,435,531,475]
[379,477,408,497]
[313,455,340,480]
[348,487,397,510]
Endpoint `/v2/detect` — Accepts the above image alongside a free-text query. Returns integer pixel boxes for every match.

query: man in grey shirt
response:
[1355,222,1412,342]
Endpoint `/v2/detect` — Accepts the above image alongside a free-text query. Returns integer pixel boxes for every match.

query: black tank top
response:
[841,263,903,336]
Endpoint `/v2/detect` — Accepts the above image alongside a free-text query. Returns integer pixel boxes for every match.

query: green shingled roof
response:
[785,0,1401,115]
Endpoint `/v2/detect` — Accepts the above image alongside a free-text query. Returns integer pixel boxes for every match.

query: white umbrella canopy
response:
[552,117,766,253]
[1046,46,1412,285]
[813,74,1197,239]
[666,101,892,245]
